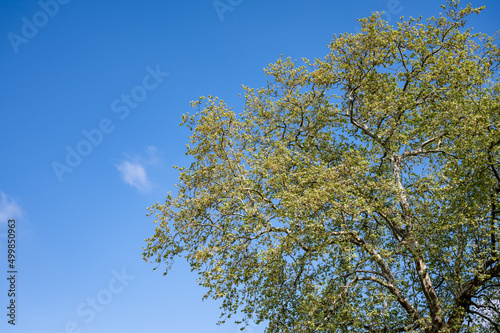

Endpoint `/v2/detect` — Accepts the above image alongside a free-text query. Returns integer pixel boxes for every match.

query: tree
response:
[143,1,500,332]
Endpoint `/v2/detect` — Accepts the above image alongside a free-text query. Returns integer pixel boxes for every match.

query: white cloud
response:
[0,191,23,222]
[116,161,152,193]
[115,146,164,194]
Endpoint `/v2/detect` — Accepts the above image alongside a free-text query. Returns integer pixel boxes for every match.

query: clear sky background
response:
[0,1,498,332]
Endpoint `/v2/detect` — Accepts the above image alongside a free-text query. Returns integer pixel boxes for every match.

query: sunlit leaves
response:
[144,1,499,332]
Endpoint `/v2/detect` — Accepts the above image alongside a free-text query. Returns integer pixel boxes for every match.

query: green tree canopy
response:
[143,1,500,332]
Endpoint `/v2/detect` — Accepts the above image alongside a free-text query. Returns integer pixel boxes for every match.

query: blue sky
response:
[0,0,498,332]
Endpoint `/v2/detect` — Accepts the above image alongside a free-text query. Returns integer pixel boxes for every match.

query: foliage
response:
[144,1,500,332]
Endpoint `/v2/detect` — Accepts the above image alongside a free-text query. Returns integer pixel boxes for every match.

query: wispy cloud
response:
[115,146,163,194]
[116,161,152,193]
[0,191,23,222]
